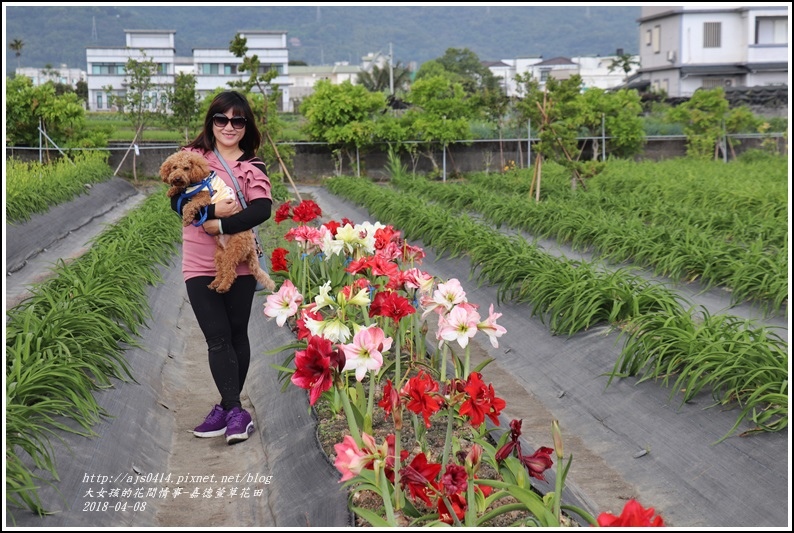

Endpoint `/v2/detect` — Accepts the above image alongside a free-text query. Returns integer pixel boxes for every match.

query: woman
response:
[171,90,272,445]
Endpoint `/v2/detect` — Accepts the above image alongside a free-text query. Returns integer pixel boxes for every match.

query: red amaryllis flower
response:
[374,225,399,250]
[597,499,665,527]
[402,370,444,428]
[440,464,468,496]
[399,452,442,507]
[459,372,506,427]
[270,247,289,272]
[295,304,322,341]
[292,199,322,223]
[437,491,466,525]
[495,419,523,461]
[274,200,292,223]
[378,379,401,416]
[290,335,339,406]
[323,219,342,236]
[519,446,554,481]
[369,290,416,324]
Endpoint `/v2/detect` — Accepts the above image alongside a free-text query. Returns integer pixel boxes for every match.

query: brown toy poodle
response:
[160,151,275,293]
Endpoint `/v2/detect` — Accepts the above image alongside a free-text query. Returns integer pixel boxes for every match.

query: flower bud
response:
[552,419,564,460]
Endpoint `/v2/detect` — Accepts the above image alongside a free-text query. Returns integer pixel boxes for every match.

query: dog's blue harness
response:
[177,171,218,226]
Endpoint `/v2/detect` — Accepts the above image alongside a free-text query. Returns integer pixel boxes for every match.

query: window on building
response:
[540,69,551,82]
[97,94,103,109]
[703,22,722,48]
[199,63,220,75]
[660,79,669,94]
[645,29,652,46]
[652,25,661,53]
[756,17,788,44]
[157,63,169,75]
[92,63,126,75]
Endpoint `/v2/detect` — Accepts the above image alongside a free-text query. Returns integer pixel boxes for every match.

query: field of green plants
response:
[4,151,788,520]
[325,153,788,443]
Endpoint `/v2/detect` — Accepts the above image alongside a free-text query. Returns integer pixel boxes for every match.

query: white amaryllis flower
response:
[314,281,335,311]
[320,225,345,258]
[478,304,507,348]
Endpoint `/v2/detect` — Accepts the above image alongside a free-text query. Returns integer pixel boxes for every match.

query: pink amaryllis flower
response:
[340,325,392,381]
[421,278,467,319]
[478,304,507,348]
[291,335,342,406]
[334,434,369,482]
[263,279,303,327]
[597,499,665,527]
[437,303,480,349]
[285,225,324,251]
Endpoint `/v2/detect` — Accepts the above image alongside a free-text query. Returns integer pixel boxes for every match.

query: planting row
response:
[323,172,788,443]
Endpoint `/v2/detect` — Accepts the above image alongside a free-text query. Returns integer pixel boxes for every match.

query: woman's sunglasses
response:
[212,114,247,130]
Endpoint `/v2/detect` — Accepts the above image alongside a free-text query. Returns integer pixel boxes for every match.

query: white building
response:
[286,63,361,112]
[635,5,788,97]
[15,64,86,88]
[192,30,290,110]
[85,29,290,112]
[486,53,638,97]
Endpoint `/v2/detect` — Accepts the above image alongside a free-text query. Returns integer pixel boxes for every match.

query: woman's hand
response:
[202,219,222,236]
[214,198,240,217]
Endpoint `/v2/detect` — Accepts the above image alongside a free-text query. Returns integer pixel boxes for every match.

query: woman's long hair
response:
[185,90,262,155]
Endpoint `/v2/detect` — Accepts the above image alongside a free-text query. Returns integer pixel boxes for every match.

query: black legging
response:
[185,275,257,411]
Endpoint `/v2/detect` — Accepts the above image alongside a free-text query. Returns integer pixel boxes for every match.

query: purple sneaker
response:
[225,407,254,444]
[193,404,228,437]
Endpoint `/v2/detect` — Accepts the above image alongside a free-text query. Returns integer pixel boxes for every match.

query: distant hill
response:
[4,5,641,76]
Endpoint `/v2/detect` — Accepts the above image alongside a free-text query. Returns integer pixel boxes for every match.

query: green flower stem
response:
[465,473,476,526]
[338,384,363,448]
[301,252,308,298]
[393,427,404,511]
[553,459,563,523]
[464,345,470,378]
[395,324,402,385]
[439,494,463,527]
[440,344,448,383]
[441,408,455,469]
[364,371,376,435]
[378,467,397,525]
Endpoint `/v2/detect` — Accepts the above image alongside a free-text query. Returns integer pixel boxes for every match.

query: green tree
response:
[356,61,411,95]
[5,76,103,149]
[75,80,88,104]
[418,47,500,96]
[514,73,588,194]
[228,33,294,185]
[607,53,640,77]
[666,87,732,160]
[104,51,163,143]
[165,72,200,143]
[10,38,24,69]
[300,79,387,176]
[402,74,473,175]
[573,87,645,160]
[104,52,163,180]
